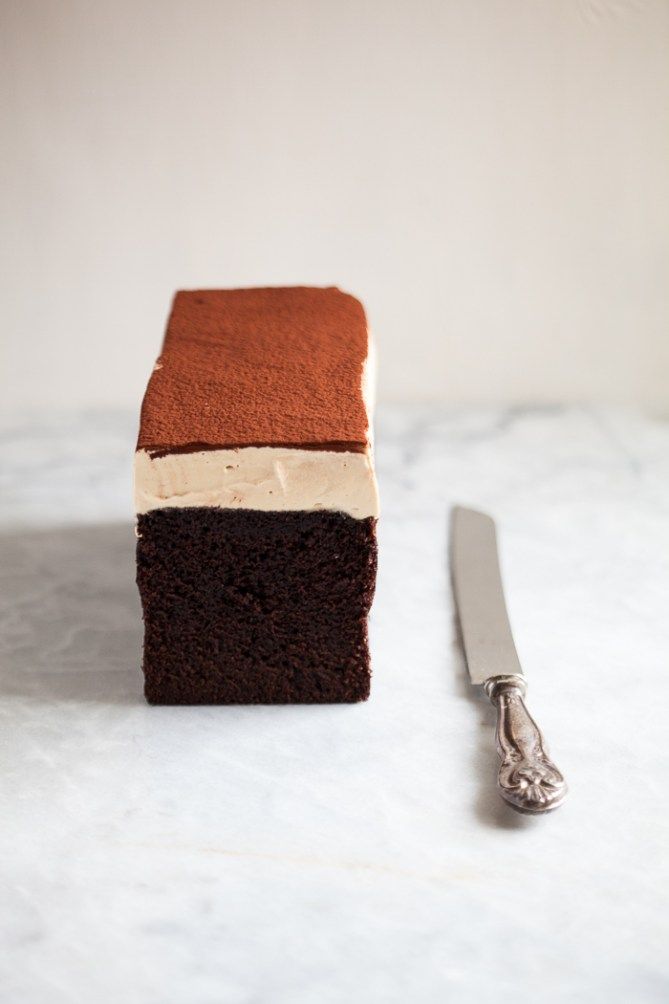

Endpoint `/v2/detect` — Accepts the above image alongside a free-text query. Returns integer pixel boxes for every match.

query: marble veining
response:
[1,406,668,1003]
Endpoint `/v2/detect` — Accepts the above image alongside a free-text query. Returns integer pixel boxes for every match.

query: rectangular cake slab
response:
[135,286,379,704]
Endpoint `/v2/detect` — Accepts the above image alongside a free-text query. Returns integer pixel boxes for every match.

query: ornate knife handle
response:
[484,676,568,814]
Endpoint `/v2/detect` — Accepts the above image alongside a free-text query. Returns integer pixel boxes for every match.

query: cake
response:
[134,287,379,704]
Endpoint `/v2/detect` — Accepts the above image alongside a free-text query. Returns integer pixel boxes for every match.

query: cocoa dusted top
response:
[137,287,371,456]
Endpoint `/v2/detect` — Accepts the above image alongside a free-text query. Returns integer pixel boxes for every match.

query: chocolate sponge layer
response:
[136,508,377,704]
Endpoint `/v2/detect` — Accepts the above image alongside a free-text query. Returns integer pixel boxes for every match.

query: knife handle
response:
[484,676,567,814]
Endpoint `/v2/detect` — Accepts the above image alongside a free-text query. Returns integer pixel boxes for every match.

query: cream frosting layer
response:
[134,446,379,519]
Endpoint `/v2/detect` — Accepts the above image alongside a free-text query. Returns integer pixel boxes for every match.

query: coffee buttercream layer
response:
[134,446,379,519]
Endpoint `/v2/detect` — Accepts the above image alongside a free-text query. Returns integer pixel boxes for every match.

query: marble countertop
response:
[1,406,668,1003]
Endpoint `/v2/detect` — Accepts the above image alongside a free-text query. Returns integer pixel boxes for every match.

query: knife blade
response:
[450,506,567,814]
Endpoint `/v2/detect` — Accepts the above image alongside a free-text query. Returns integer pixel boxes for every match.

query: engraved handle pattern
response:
[484,676,567,813]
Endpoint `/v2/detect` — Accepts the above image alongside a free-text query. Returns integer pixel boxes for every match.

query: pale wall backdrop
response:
[2,0,668,412]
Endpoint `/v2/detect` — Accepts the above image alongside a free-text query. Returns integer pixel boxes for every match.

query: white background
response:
[2,0,668,412]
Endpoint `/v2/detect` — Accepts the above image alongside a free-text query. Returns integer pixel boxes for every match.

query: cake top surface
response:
[137,286,371,455]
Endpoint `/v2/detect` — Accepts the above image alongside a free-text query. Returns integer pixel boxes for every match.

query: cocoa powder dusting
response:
[137,287,371,455]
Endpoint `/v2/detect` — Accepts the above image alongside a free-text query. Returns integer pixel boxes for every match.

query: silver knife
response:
[450,506,567,814]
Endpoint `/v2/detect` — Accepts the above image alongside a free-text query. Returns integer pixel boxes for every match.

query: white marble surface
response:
[1,406,668,1003]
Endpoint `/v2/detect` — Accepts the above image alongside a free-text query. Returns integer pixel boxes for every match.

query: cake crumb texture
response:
[136,508,377,704]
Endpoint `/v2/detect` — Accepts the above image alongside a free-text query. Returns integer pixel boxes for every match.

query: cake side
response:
[137,509,377,704]
[135,285,378,705]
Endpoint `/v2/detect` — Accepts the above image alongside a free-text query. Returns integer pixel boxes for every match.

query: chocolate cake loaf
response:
[135,287,379,704]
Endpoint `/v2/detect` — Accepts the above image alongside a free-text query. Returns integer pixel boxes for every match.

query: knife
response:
[450,506,567,814]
